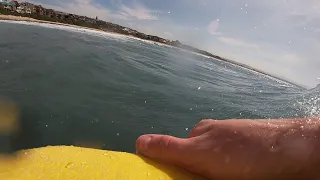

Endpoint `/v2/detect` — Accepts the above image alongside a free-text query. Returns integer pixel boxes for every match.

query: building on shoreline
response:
[0,0,16,11]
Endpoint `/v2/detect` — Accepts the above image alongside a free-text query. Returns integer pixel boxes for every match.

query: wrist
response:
[271,117,320,178]
[300,117,320,178]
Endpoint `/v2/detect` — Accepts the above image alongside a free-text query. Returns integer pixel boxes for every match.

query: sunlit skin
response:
[136,117,320,180]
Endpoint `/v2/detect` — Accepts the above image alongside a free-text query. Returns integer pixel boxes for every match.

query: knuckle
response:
[159,135,172,154]
[197,119,217,128]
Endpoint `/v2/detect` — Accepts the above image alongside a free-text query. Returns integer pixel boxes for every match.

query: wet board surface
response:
[0,146,206,180]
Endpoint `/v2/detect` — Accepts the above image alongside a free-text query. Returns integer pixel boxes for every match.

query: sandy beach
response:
[0,14,174,47]
[0,14,104,32]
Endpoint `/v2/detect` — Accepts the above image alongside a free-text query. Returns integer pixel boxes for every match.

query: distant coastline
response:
[0,1,303,88]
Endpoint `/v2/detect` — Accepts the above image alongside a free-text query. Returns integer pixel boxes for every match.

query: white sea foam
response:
[0,20,134,42]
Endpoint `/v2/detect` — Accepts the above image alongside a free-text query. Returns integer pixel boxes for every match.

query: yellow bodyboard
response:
[0,146,206,180]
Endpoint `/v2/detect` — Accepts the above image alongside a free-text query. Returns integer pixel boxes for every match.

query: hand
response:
[136,118,320,180]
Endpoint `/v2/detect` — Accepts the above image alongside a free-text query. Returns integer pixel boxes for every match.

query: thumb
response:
[136,134,193,165]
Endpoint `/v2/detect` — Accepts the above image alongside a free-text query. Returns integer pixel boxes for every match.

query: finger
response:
[188,119,216,138]
[136,134,194,166]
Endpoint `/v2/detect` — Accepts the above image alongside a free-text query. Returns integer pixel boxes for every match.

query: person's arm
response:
[299,117,320,179]
[136,117,320,180]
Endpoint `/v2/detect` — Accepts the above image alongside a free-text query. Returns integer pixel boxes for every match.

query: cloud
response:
[206,37,320,88]
[116,3,159,20]
[29,0,159,21]
[29,0,109,20]
[164,31,174,38]
[252,0,320,30]
[217,36,260,49]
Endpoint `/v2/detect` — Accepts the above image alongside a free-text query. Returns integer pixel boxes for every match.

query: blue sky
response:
[30,0,320,88]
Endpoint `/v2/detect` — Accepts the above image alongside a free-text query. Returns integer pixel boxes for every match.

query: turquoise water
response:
[0,21,319,153]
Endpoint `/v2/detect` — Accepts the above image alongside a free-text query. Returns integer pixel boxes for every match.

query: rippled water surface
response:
[0,21,319,153]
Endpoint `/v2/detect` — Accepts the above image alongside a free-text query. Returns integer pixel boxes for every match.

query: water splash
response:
[295,90,320,117]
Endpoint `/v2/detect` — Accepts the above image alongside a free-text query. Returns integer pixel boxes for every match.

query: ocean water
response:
[0,21,319,153]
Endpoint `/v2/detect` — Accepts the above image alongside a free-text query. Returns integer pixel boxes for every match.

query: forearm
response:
[248,117,320,179]
[279,116,320,179]
[301,117,320,179]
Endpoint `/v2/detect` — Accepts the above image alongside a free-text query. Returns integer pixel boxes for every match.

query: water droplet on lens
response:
[198,86,201,90]
[116,133,120,136]
[243,166,251,174]
[269,145,280,153]
[145,101,147,104]
[45,125,48,127]
[214,147,220,152]
[225,156,231,164]
[185,128,189,131]
[65,162,74,168]
[190,108,193,111]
